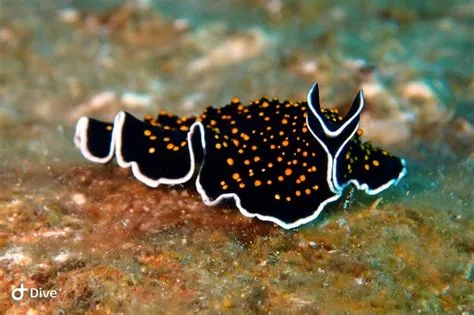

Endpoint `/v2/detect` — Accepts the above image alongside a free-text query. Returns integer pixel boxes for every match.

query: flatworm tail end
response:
[74,116,115,164]
[113,111,197,188]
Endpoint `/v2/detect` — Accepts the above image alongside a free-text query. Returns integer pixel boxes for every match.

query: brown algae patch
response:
[0,162,472,313]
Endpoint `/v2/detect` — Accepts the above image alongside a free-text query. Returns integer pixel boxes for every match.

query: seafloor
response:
[0,0,473,313]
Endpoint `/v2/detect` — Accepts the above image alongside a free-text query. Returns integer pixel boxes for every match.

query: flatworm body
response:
[74,83,407,229]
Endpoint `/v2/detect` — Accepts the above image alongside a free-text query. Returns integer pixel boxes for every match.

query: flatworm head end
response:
[305,83,407,197]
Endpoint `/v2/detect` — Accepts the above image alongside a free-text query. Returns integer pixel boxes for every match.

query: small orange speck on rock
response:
[223,298,232,308]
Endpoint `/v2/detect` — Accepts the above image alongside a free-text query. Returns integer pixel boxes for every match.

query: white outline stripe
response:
[195,174,342,230]
[306,114,341,194]
[331,121,360,192]
[74,116,115,164]
[113,111,198,187]
[336,158,407,195]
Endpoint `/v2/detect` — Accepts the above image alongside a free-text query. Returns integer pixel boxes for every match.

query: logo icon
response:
[11,283,28,301]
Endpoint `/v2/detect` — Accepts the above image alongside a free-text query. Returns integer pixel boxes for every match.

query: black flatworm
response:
[74,83,407,229]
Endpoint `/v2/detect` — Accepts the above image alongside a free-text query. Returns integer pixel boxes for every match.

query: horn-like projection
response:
[307,83,364,138]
